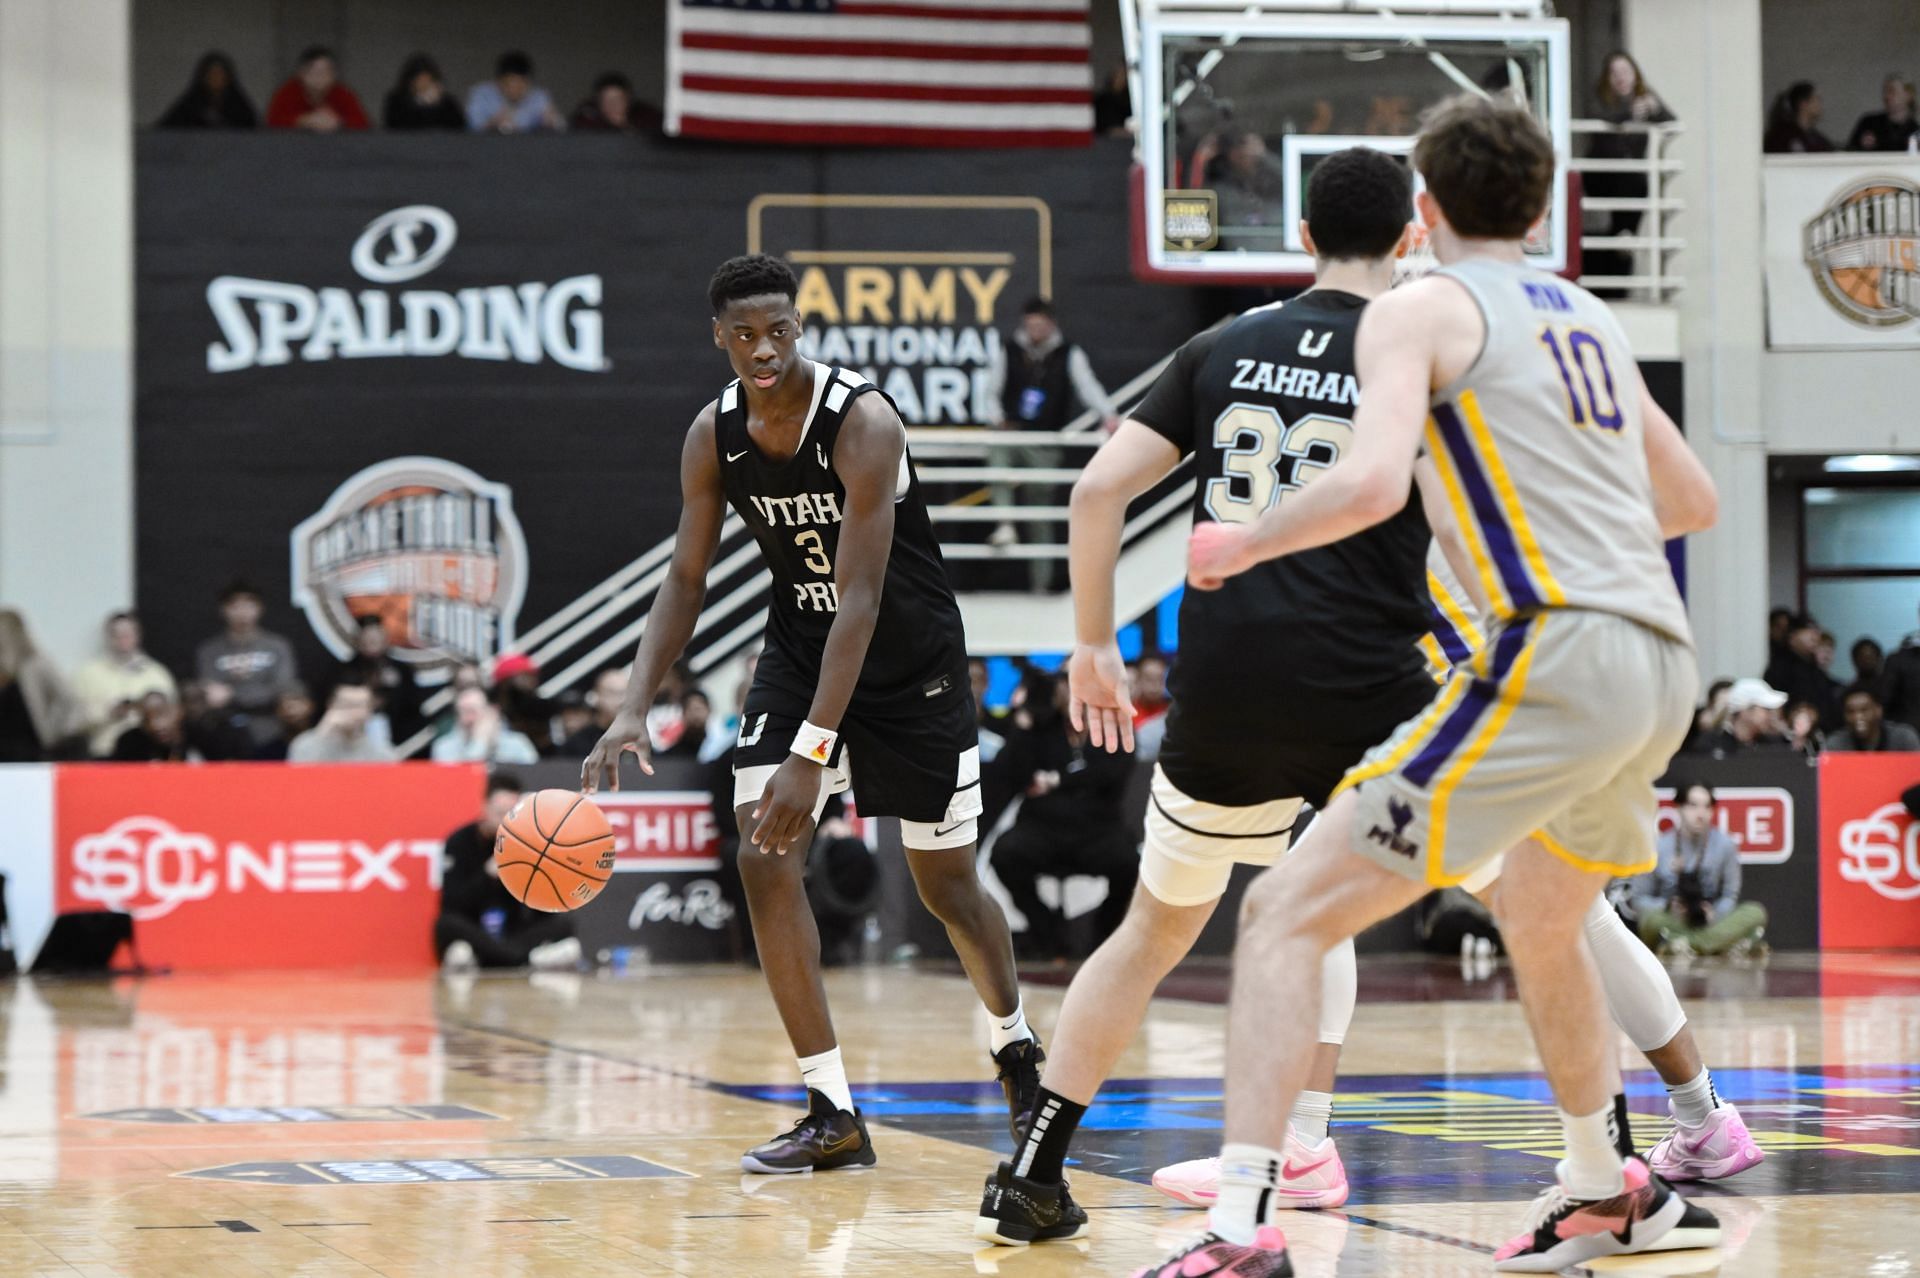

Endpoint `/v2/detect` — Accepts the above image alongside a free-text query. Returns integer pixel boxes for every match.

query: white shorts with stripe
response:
[1140,764,1306,907]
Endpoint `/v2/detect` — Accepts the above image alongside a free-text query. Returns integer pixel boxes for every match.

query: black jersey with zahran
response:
[714,362,970,720]
[1131,289,1433,737]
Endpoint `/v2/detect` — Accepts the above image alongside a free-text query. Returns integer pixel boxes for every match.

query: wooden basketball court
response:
[3,953,1917,1276]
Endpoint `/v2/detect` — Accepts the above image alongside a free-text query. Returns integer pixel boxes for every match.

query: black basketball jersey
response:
[714,361,970,720]
[1132,290,1433,741]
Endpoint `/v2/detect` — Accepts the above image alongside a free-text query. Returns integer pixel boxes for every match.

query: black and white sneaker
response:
[974,1161,1089,1246]
[1640,1195,1724,1252]
[739,1088,877,1175]
[1492,1157,1701,1272]
[992,1037,1045,1144]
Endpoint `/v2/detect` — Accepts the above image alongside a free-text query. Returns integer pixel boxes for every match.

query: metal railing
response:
[1568,119,1685,301]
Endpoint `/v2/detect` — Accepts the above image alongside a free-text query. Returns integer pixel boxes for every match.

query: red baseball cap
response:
[492,652,539,682]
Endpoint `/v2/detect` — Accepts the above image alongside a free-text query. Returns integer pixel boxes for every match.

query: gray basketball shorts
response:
[1334,609,1697,887]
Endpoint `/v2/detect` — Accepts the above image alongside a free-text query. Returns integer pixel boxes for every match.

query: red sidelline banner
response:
[1819,753,1920,949]
[53,764,483,970]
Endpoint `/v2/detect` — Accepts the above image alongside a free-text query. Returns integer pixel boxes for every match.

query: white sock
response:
[1667,1067,1720,1128]
[988,1000,1034,1053]
[1557,1104,1627,1200]
[1585,896,1686,1051]
[1287,1090,1334,1146]
[1208,1142,1282,1246]
[797,1047,855,1114]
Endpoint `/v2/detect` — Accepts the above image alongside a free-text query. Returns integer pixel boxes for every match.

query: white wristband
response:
[790,720,839,765]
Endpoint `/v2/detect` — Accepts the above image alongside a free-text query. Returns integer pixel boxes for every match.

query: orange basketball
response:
[493,790,616,913]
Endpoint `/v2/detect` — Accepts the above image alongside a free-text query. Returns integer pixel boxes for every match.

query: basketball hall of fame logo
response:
[291,457,528,670]
[1803,176,1920,328]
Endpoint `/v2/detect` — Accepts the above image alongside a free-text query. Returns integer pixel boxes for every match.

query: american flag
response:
[666,0,1093,148]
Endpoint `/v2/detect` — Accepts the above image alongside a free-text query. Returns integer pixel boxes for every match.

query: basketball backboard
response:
[1122,2,1573,286]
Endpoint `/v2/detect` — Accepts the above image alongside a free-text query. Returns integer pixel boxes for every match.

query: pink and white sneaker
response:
[1150,1132,1348,1210]
[1128,1225,1292,1278]
[1492,1157,1701,1272]
[1648,1102,1765,1182]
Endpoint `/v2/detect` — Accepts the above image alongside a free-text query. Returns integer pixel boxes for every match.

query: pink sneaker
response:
[1150,1132,1348,1210]
[1493,1157,1699,1272]
[1129,1225,1292,1278]
[1648,1102,1765,1182]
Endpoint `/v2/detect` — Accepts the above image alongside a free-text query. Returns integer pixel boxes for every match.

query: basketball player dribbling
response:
[1133,96,1725,1276]
[583,255,1043,1174]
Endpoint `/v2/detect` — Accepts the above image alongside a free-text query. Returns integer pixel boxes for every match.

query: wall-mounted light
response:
[1823,455,1920,474]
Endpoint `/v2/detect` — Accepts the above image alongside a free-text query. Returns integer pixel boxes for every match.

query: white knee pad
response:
[1319,936,1357,1046]
[1585,895,1685,1052]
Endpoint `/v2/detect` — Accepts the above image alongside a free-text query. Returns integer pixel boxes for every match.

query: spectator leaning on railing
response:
[155,51,257,129]
[1827,684,1920,753]
[467,51,564,134]
[1848,74,1918,152]
[1764,81,1833,153]
[383,53,466,131]
[1584,50,1675,290]
[265,46,370,132]
[1633,784,1768,959]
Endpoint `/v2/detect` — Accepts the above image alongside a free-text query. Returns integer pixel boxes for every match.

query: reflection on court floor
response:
[0,958,1916,1277]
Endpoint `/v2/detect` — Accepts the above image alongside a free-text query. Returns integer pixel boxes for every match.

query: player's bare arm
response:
[1188,285,1443,590]
[748,392,902,855]
[1067,420,1181,752]
[1637,368,1719,537]
[582,404,725,794]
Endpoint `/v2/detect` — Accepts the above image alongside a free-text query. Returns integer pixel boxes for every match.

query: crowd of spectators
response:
[0,587,716,768]
[155,46,662,135]
[1685,602,1920,758]
[1764,74,1918,154]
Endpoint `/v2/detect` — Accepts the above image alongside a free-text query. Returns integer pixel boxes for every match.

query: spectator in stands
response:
[1880,601,1920,733]
[548,690,592,757]
[1205,125,1289,228]
[1131,652,1171,761]
[559,666,627,758]
[467,51,564,133]
[335,616,424,743]
[1764,612,1841,728]
[1634,784,1768,959]
[433,686,540,765]
[1586,51,1675,290]
[1767,606,1795,664]
[1764,81,1833,153]
[1696,677,1788,757]
[250,683,316,761]
[155,51,257,129]
[178,680,254,760]
[657,689,713,761]
[435,772,580,971]
[265,46,370,132]
[1816,629,1839,675]
[110,692,195,762]
[383,53,466,130]
[1853,636,1886,685]
[988,673,1137,959]
[195,582,298,743]
[71,611,178,758]
[1827,685,1920,752]
[1093,64,1132,136]
[983,297,1116,587]
[1847,74,1919,152]
[0,609,80,762]
[288,681,395,763]
[1685,677,1734,753]
[1783,699,1823,757]
[570,72,657,133]
[491,652,555,753]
